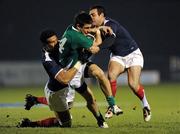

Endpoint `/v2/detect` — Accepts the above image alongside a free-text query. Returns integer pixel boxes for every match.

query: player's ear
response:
[76,24,82,30]
[76,24,81,30]
[100,12,105,17]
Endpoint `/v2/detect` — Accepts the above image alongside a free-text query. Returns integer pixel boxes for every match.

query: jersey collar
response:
[72,26,79,32]
[104,17,110,25]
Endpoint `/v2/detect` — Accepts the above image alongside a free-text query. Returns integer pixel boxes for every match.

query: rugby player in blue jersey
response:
[89,5,151,122]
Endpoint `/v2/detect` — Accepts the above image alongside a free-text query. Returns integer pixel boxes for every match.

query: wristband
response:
[73,61,82,70]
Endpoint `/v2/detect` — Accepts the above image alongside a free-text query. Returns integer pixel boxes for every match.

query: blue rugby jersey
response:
[104,17,138,56]
[41,45,67,91]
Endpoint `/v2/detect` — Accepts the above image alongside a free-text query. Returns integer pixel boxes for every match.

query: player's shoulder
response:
[86,33,95,41]
[105,17,120,27]
[65,25,83,39]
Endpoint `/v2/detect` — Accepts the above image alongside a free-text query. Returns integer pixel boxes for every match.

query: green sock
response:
[106,96,115,107]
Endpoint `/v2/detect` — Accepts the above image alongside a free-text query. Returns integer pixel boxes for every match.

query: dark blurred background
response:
[0,0,180,86]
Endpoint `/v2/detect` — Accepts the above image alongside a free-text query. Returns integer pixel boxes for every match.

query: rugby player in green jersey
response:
[58,12,122,117]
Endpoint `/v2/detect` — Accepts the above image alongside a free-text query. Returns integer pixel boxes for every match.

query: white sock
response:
[141,94,150,109]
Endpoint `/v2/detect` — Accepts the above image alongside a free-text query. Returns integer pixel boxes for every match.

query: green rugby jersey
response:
[58,25,93,68]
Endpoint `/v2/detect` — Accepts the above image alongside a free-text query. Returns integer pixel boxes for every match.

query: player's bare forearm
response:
[93,29,102,46]
[56,68,77,84]
[88,46,100,54]
[55,61,82,84]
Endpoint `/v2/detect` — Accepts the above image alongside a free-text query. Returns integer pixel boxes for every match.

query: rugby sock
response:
[134,85,150,108]
[135,85,144,100]
[106,96,115,107]
[36,117,59,127]
[142,94,150,109]
[110,80,117,97]
[37,97,48,105]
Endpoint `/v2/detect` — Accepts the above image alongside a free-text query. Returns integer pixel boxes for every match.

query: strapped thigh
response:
[84,62,94,78]
[75,82,87,94]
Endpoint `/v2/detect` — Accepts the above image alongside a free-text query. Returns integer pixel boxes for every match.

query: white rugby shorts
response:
[66,86,75,104]
[110,48,144,68]
[69,63,86,88]
[44,82,74,112]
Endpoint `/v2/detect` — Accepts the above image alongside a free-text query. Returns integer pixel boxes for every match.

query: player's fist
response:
[89,46,100,54]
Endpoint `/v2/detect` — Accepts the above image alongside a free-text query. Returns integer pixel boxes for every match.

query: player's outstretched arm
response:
[55,61,82,84]
[90,28,102,47]
[99,26,113,35]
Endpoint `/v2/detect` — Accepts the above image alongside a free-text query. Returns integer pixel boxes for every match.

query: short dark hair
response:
[74,12,93,28]
[40,29,57,44]
[90,5,106,16]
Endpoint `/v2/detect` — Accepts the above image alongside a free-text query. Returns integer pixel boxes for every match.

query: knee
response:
[108,71,118,81]
[56,111,72,127]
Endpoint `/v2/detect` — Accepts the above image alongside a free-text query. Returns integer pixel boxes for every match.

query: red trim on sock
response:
[135,85,144,100]
[37,97,48,105]
[110,80,117,97]
[37,117,58,127]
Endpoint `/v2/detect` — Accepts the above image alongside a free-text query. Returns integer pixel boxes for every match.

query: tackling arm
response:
[88,26,114,53]
[55,61,82,84]
[99,34,116,49]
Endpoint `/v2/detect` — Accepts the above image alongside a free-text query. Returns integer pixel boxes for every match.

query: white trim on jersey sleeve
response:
[54,68,64,79]
[45,51,52,61]
[104,19,109,25]
[86,33,95,40]
[112,33,116,37]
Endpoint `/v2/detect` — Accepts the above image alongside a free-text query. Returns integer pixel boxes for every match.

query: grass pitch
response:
[0,83,180,134]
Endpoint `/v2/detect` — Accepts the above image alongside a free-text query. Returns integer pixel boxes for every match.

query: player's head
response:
[40,29,58,51]
[74,12,93,35]
[89,5,106,27]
